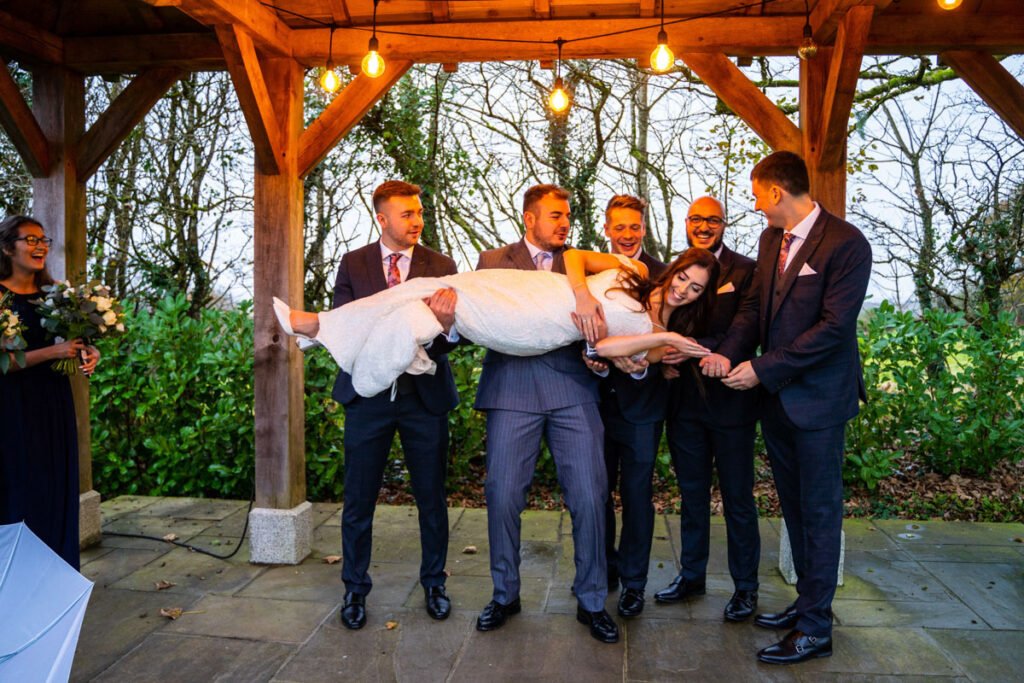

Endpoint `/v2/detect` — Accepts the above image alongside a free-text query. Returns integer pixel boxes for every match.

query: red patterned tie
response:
[777,232,795,279]
[386,253,402,288]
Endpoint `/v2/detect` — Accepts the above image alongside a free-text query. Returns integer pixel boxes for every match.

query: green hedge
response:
[90,296,1023,501]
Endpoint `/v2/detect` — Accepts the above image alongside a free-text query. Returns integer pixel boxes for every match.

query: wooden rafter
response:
[76,67,183,181]
[64,33,224,72]
[941,51,1024,140]
[0,8,63,64]
[298,61,413,177]
[534,0,551,20]
[141,0,292,57]
[217,24,283,175]
[638,0,655,19]
[809,0,887,45]
[325,0,352,27]
[679,52,801,154]
[431,1,451,23]
[816,4,873,169]
[0,64,51,176]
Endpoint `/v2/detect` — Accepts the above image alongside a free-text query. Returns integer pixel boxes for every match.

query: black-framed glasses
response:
[15,236,53,247]
[686,215,726,228]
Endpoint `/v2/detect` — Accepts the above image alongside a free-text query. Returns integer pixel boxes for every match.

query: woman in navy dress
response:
[0,215,99,570]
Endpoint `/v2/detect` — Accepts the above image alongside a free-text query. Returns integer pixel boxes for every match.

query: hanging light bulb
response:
[319,25,341,93]
[362,0,386,78]
[548,39,571,114]
[937,0,963,9]
[549,76,570,113]
[797,0,818,60]
[650,1,674,74]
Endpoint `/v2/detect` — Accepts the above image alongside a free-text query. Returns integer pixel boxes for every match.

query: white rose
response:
[102,310,117,326]
[116,322,125,332]
[94,297,111,312]
[98,324,107,333]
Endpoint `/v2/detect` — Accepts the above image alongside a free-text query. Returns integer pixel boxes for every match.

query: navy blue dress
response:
[0,284,80,569]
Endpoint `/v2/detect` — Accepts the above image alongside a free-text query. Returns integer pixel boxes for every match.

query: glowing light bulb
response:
[937,0,963,9]
[797,25,818,60]
[319,67,340,93]
[548,77,570,113]
[361,37,386,78]
[650,30,674,74]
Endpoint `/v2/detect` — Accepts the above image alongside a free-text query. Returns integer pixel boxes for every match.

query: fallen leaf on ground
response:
[385,621,398,630]
[162,533,178,542]
[159,607,183,620]
[154,580,176,591]
[322,555,341,564]
[462,545,477,554]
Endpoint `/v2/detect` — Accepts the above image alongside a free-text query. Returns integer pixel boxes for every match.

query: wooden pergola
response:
[2,0,1022,562]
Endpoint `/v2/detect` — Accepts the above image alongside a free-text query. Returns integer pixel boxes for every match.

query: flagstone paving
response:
[71,497,1022,682]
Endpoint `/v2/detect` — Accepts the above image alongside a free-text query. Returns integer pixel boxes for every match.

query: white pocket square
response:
[798,263,817,277]
[716,281,736,294]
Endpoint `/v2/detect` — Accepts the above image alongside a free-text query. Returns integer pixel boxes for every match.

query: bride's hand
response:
[572,289,606,344]
[667,334,710,358]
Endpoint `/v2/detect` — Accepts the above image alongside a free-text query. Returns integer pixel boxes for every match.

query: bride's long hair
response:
[616,247,719,336]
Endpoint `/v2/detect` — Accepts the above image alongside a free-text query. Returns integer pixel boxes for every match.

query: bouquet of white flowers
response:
[34,280,126,375]
[0,291,28,374]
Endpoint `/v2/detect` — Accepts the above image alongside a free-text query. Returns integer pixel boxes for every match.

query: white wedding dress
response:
[311,262,652,397]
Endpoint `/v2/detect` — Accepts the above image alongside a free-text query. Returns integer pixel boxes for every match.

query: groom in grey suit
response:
[473,184,619,643]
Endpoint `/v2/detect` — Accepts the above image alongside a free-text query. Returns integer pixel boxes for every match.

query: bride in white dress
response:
[275,248,718,397]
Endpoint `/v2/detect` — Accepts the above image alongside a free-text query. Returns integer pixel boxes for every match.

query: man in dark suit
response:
[332,180,460,630]
[714,152,872,664]
[474,184,619,643]
[653,196,762,624]
[589,194,668,619]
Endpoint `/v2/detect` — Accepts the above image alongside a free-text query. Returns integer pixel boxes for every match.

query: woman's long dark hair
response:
[617,247,719,336]
[0,215,54,288]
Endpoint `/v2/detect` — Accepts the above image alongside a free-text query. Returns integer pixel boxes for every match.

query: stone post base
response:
[248,501,313,565]
[79,489,102,549]
[778,518,845,586]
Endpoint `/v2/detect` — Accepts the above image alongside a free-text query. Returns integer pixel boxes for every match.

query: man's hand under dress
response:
[610,355,648,374]
[722,360,760,390]
[699,353,732,379]
[581,352,608,374]
[425,288,457,334]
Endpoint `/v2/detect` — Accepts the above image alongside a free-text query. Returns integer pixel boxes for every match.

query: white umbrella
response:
[0,522,93,682]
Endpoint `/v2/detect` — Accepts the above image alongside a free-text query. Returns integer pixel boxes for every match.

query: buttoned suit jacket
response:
[331,241,459,414]
[473,240,599,412]
[717,209,872,431]
[670,246,760,427]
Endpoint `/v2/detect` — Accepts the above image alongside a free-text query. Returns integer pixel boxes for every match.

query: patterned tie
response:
[386,252,402,288]
[533,252,552,271]
[777,232,795,279]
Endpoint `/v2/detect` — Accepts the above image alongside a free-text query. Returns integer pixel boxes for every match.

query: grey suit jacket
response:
[473,240,600,412]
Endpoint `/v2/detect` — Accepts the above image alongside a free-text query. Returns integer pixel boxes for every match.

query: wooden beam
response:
[64,33,224,73]
[298,61,412,177]
[431,1,451,23]
[941,51,1024,141]
[868,15,1024,55]
[140,0,292,57]
[216,24,283,175]
[816,5,872,170]
[638,0,655,19]
[534,0,551,19]
[0,64,51,176]
[680,52,801,153]
[809,0,878,45]
[76,68,182,181]
[800,46,847,217]
[0,8,63,65]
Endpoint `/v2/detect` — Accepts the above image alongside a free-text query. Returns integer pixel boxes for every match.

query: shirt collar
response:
[524,238,551,260]
[380,241,415,261]
[787,202,820,241]
[713,244,724,259]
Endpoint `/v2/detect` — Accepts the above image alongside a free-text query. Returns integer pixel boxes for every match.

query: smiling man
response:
[331,180,460,631]
[473,184,618,643]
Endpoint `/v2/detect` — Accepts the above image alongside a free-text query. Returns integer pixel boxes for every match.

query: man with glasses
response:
[655,196,762,624]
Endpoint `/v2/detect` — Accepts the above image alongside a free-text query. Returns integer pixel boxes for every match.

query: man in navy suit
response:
[586,194,668,619]
[474,184,619,643]
[332,180,460,630]
[654,196,762,623]
[714,152,872,663]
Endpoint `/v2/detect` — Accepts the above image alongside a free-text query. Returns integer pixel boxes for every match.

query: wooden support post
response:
[253,58,306,512]
[800,47,846,217]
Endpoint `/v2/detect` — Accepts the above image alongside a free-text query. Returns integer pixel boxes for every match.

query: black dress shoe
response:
[617,587,645,618]
[724,590,758,622]
[757,629,832,664]
[576,606,619,643]
[475,598,521,631]
[425,585,451,620]
[653,575,706,604]
[754,602,799,629]
[340,592,366,630]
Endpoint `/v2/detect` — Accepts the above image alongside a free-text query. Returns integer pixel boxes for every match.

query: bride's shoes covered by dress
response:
[272,297,321,350]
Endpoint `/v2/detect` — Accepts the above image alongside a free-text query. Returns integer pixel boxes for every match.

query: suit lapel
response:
[770,211,828,320]
[408,244,429,280]
[717,247,737,285]
[364,241,388,293]
[510,240,537,271]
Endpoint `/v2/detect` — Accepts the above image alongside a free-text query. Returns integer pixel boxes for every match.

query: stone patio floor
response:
[70,496,1023,682]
